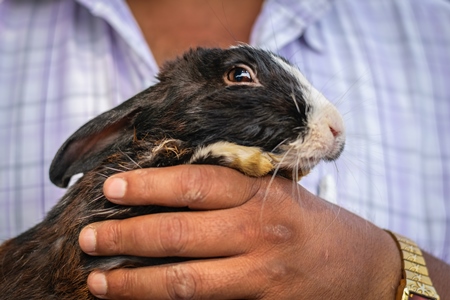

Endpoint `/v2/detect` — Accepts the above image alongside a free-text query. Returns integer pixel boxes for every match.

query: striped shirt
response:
[1,0,449,262]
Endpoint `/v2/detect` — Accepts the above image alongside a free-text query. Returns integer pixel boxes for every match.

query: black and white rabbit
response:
[0,46,345,299]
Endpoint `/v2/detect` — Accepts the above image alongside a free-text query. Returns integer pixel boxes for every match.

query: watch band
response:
[386,230,440,300]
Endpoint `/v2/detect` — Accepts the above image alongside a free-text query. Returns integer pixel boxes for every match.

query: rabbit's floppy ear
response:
[49,98,142,188]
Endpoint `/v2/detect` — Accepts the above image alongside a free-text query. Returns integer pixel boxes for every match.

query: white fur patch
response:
[271,55,346,171]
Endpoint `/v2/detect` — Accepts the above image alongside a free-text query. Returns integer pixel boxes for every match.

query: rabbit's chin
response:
[188,141,275,177]
[187,141,319,180]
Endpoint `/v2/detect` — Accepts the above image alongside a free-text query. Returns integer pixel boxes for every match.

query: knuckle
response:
[100,220,124,253]
[165,265,198,300]
[261,259,297,300]
[178,166,212,205]
[158,214,190,256]
[132,169,153,197]
[107,270,138,298]
[263,223,294,245]
[264,259,291,283]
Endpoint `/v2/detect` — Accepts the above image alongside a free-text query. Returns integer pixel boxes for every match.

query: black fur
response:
[0,47,315,299]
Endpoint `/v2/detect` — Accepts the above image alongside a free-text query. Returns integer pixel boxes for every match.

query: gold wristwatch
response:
[386,231,440,300]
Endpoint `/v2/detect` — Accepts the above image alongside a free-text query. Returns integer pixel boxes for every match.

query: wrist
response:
[319,210,402,299]
[370,228,403,300]
[385,230,441,300]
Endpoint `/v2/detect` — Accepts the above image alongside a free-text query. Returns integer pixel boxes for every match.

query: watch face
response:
[409,292,437,300]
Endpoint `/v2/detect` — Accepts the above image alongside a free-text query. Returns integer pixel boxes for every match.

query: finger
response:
[103,165,260,209]
[79,207,257,257]
[87,256,276,300]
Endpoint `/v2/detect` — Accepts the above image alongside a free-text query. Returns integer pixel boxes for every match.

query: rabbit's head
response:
[50,46,345,187]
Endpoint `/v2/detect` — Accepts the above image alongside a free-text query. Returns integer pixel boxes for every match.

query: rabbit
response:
[0,46,345,299]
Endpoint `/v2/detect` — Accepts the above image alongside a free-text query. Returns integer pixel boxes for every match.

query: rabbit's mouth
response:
[266,152,318,180]
[270,133,345,180]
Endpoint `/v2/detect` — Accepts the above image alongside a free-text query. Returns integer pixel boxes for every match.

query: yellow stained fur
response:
[227,147,275,177]
[191,141,274,177]
[190,141,308,179]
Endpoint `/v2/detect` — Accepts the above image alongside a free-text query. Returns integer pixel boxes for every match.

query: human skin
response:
[79,165,405,299]
[126,0,263,66]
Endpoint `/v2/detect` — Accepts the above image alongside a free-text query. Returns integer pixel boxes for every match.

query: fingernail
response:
[88,272,108,298]
[80,227,97,254]
[104,177,127,200]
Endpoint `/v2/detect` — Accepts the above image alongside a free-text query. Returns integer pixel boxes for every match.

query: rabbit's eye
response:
[224,64,260,86]
[227,67,253,83]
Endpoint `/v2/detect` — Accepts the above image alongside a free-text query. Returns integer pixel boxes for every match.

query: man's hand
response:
[79,165,401,299]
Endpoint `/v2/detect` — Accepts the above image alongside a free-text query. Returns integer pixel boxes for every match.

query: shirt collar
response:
[74,0,334,67]
[251,0,334,52]
[75,0,156,69]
